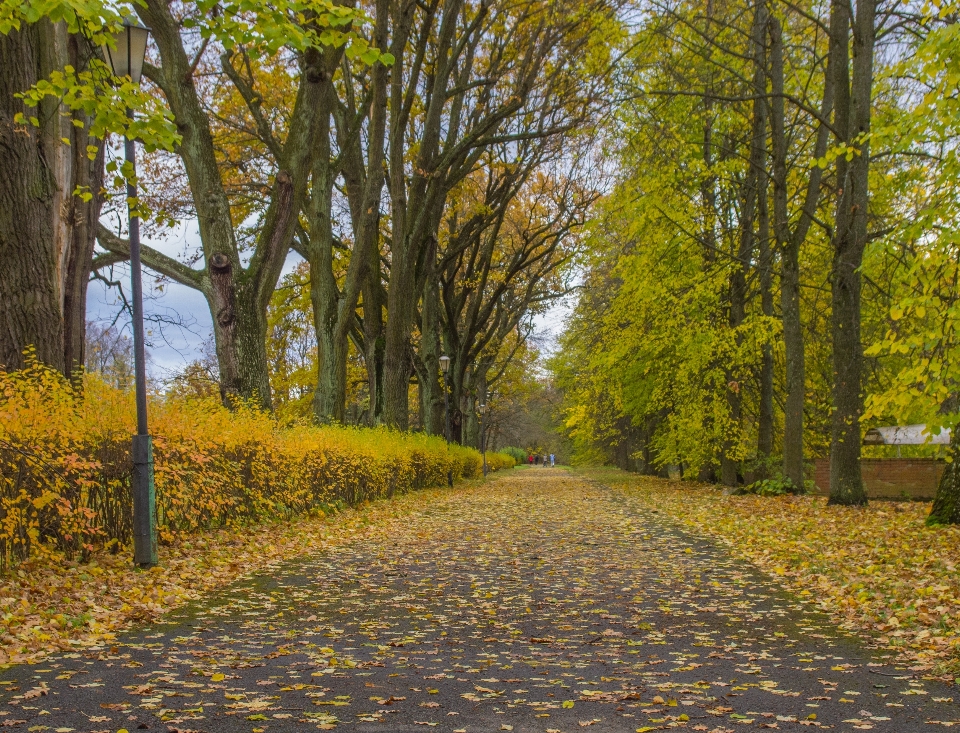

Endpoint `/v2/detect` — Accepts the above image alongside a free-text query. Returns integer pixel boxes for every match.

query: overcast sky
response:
[87,225,572,377]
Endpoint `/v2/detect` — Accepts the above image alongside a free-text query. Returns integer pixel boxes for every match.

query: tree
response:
[825,0,877,506]
[95,0,385,409]
[377,0,622,428]
[85,320,134,388]
[1,24,104,376]
[1,1,179,378]
[431,160,595,446]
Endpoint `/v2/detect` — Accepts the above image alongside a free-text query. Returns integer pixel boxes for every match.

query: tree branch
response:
[96,222,206,290]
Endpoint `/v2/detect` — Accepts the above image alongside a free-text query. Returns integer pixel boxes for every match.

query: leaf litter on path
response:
[584,468,960,679]
[1,469,958,732]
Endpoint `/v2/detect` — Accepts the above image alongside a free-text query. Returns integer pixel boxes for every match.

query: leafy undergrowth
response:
[0,482,472,667]
[582,467,960,678]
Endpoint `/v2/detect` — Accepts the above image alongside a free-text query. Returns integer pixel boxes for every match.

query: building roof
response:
[862,424,951,446]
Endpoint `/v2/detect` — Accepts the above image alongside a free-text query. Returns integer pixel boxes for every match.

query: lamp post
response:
[439,355,453,487]
[103,18,157,568]
[478,402,487,477]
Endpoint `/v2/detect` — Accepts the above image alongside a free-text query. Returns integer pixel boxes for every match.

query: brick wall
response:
[813,458,945,500]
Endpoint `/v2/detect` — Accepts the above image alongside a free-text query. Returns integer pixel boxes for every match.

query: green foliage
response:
[13,60,179,156]
[553,0,960,489]
[184,0,392,64]
[735,476,809,498]
[2,0,388,224]
[500,446,527,464]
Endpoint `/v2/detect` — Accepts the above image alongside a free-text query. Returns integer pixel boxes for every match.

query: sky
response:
[86,226,572,378]
[87,220,303,378]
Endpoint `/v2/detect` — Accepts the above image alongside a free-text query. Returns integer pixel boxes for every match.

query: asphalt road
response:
[1,470,957,732]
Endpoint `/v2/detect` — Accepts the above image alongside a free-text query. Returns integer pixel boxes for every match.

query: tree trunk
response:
[207,255,273,408]
[363,271,386,425]
[929,432,960,525]
[721,0,767,488]
[309,106,347,422]
[827,0,874,506]
[757,173,775,463]
[0,23,102,377]
[63,98,106,379]
[418,250,445,435]
[382,258,417,429]
[769,16,806,489]
[753,1,774,467]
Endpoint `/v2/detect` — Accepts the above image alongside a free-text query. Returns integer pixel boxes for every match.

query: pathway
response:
[1,470,957,732]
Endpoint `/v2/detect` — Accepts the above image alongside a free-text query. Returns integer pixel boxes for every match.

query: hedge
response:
[0,358,512,570]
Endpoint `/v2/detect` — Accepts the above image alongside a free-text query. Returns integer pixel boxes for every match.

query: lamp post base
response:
[132,434,158,567]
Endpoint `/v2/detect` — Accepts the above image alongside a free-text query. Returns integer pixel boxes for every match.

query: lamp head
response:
[103,17,151,84]
[439,355,450,373]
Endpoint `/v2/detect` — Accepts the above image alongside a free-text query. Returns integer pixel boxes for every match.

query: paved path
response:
[1,470,957,732]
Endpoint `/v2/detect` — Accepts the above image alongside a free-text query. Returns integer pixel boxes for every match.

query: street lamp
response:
[103,17,157,568]
[439,355,453,487]
[478,402,488,477]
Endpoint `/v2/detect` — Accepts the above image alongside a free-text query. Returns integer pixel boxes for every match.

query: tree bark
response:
[827,0,874,506]
[929,431,960,524]
[0,23,103,377]
[757,176,775,463]
[721,0,767,488]
[417,242,445,435]
[308,105,346,421]
[363,269,386,424]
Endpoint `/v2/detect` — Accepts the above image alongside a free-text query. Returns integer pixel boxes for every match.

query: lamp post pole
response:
[439,355,453,487]
[104,19,157,567]
[127,111,157,568]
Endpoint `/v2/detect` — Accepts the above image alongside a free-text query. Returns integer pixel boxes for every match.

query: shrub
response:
[500,446,527,464]
[734,475,811,497]
[0,359,497,571]
[484,451,517,471]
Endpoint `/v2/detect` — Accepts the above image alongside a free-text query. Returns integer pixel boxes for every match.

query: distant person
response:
[534,455,540,465]
[528,454,533,465]
[550,453,555,467]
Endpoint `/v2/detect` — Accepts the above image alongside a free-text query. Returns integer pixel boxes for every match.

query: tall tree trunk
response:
[309,106,346,421]
[757,177,775,463]
[207,253,275,408]
[768,6,835,488]
[417,241,445,435]
[770,15,801,488]
[722,0,768,488]
[827,0,874,506]
[363,271,386,425]
[382,247,418,429]
[0,23,102,376]
[752,1,774,467]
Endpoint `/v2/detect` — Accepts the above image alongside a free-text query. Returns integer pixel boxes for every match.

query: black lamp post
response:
[103,18,157,568]
[479,402,488,477]
[439,355,453,487]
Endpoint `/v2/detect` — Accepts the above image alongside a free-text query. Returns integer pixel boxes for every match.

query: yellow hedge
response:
[0,359,509,570]
[485,451,518,472]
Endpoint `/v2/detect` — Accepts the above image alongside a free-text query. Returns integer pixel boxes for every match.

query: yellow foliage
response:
[0,358,506,571]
